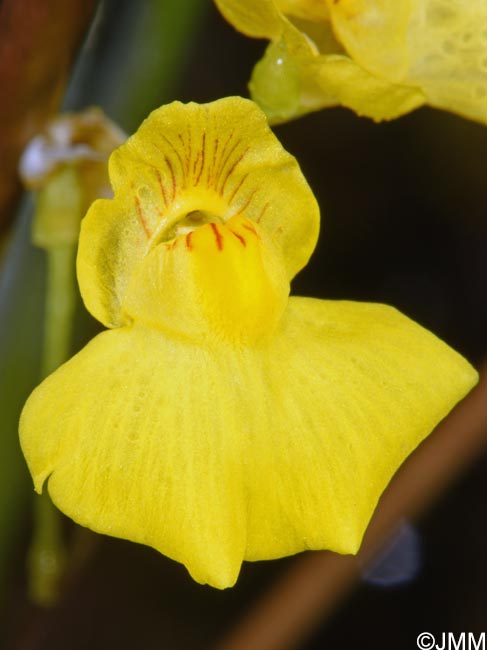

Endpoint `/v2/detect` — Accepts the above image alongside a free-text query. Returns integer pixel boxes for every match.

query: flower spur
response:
[20,97,478,588]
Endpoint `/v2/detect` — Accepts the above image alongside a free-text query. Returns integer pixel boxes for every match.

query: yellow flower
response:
[20,97,477,588]
[215,0,487,124]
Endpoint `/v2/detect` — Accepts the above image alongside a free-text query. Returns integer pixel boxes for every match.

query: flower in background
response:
[215,0,487,124]
[20,97,477,588]
[19,108,126,248]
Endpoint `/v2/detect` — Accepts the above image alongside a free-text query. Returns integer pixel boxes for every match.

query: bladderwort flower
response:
[215,0,487,124]
[20,97,477,588]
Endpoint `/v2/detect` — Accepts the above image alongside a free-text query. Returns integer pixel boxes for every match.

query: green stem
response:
[27,492,67,606]
[42,245,77,376]
[28,244,76,606]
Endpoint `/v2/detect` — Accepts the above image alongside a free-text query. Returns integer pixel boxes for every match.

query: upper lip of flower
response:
[77,96,320,330]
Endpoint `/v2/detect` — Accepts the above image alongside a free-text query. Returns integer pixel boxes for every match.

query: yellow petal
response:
[327,0,487,124]
[78,97,319,328]
[214,0,284,39]
[217,0,487,124]
[244,298,477,559]
[122,215,289,344]
[326,0,415,81]
[250,39,425,123]
[20,327,247,588]
[276,0,330,23]
[218,0,424,123]
[19,298,477,588]
[312,54,425,121]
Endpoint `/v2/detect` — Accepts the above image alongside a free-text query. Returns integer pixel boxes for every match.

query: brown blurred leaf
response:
[0,0,98,232]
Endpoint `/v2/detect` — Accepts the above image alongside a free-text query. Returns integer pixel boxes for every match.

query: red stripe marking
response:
[165,155,176,202]
[134,196,150,238]
[195,131,206,185]
[210,223,223,250]
[242,222,258,237]
[187,126,192,170]
[228,172,249,204]
[155,169,168,207]
[185,231,193,251]
[215,132,235,183]
[208,137,219,186]
[220,147,249,195]
[256,202,270,223]
[178,132,191,174]
[193,151,201,175]
[236,188,257,217]
[230,230,246,246]
[216,136,240,189]
[162,135,187,185]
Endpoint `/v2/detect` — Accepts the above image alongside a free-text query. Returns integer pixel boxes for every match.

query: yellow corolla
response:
[215,0,487,124]
[20,97,477,588]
